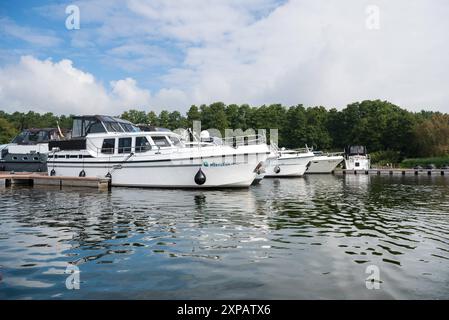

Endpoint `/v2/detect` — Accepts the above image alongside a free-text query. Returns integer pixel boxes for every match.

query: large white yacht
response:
[306,151,344,174]
[343,145,370,171]
[47,116,270,188]
[263,144,315,177]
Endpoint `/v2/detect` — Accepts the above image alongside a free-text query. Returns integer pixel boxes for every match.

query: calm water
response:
[0,175,448,299]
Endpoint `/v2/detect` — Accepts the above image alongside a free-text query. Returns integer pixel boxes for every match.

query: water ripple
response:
[0,175,448,299]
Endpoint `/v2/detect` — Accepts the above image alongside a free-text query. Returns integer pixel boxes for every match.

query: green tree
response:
[186,105,201,127]
[158,110,170,128]
[168,111,187,130]
[120,109,147,124]
[0,117,18,144]
[146,111,158,126]
[413,114,449,157]
[200,102,228,134]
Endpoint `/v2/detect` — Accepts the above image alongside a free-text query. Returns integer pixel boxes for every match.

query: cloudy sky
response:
[0,0,448,115]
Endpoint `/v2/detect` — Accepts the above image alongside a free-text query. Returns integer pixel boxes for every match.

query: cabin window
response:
[22,156,28,160]
[118,138,132,154]
[135,137,151,153]
[86,122,106,134]
[169,136,182,146]
[33,157,39,161]
[121,123,138,132]
[12,156,17,160]
[101,139,115,154]
[104,122,124,133]
[355,162,360,167]
[151,136,171,148]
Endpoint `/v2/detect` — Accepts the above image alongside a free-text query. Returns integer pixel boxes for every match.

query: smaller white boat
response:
[306,151,344,174]
[344,145,370,171]
[264,144,315,177]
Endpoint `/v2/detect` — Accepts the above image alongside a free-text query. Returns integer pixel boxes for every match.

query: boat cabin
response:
[48,115,186,155]
[11,128,62,145]
[71,115,140,137]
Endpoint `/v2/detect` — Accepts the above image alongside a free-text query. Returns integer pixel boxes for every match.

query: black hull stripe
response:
[47,152,270,164]
[50,162,251,169]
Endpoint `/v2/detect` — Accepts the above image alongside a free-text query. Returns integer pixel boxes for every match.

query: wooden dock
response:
[334,169,449,176]
[0,172,111,190]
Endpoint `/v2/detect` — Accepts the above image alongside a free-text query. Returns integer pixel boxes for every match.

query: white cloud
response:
[0,17,61,47]
[0,56,159,114]
[149,0,449,111]
[2,0,449,113]
[110,78,151,107]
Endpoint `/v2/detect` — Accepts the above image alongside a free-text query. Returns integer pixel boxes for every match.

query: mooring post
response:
[98,178,111,191]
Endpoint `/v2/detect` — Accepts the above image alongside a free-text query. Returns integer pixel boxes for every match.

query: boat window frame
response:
[104,122,125,133]
[118,137,132,154]
[135,136,152,153]
[86,121,107,134]
[168,135,182,147]
[150,135,172,148]
[101,138,116,154]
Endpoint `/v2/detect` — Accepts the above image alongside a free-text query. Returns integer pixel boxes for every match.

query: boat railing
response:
[221,134,266,148]
[317,151,345,157]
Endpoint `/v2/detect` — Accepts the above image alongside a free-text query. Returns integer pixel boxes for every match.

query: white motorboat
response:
[47,116,270,188]
[263,145,315,177]
[306,151,344,174]
[343,145,370,171]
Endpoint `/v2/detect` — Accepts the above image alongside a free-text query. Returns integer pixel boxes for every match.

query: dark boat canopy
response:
[344,145,368,156]
[71,115,141,137]
[11,128,63,145]
[136,124,171,132]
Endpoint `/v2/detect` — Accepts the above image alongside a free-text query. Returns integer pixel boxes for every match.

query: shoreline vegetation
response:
[1,100,448,166]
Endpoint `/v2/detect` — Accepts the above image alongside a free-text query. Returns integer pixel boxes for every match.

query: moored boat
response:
[344,145,370,170]
[306,151,344,174]
[0,128,63,172]
[263,145,315,177]
[47,116,270,188]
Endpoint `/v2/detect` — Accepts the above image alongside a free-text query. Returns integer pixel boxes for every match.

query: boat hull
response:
[0,153,48,172]
[264,154,314,177]
[344,156,370,171]
[48,151,269,188]
[306,156,343,174]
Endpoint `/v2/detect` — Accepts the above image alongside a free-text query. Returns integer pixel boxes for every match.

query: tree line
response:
[1,100,448,162]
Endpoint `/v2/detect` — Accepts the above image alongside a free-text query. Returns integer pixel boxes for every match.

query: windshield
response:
[347,146,366,155]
